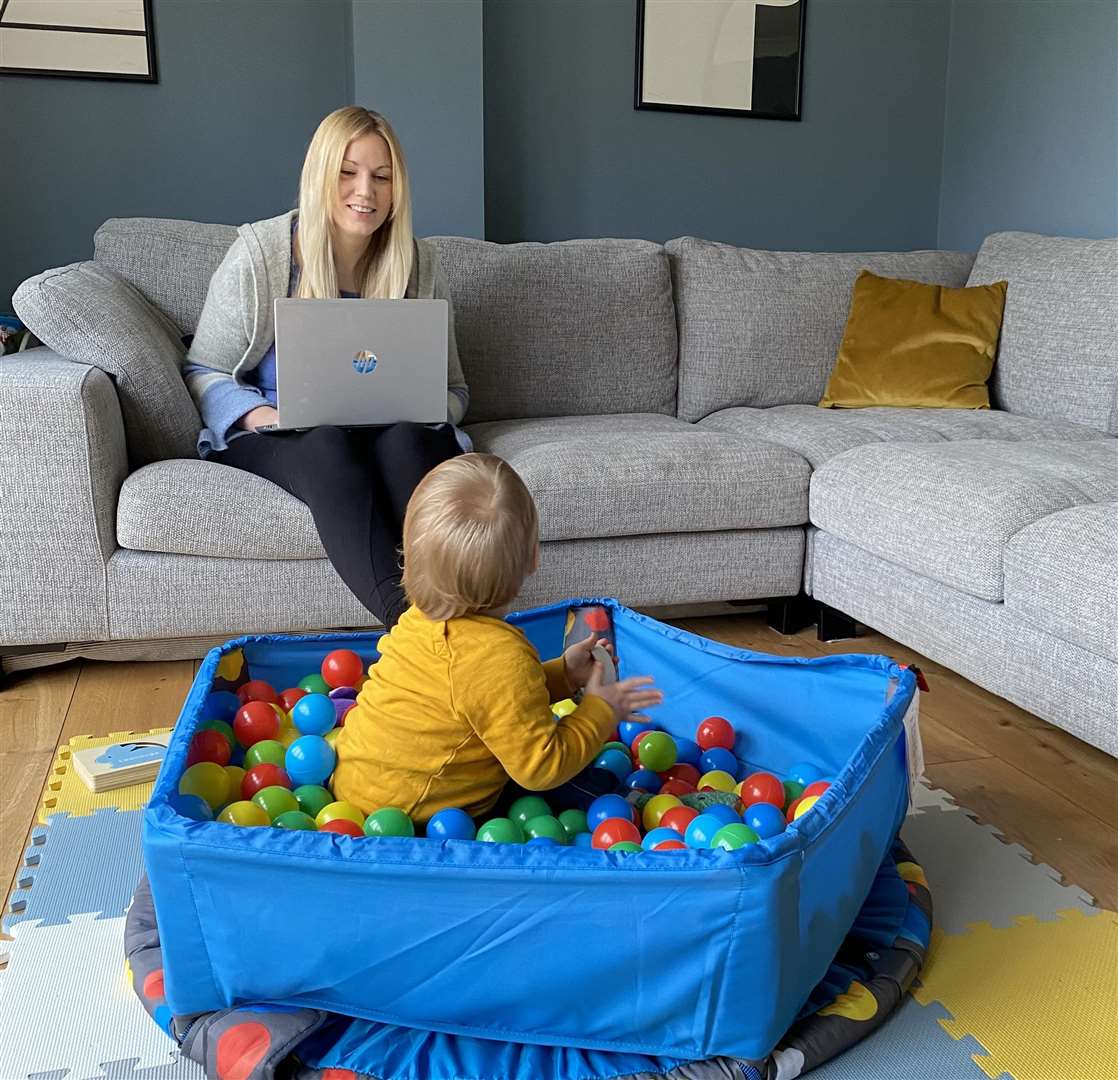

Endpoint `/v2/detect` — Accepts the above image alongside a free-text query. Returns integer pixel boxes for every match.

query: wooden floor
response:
[2,612,1116,946]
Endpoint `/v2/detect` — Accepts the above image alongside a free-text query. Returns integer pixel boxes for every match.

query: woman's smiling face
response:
[333,132,393,242]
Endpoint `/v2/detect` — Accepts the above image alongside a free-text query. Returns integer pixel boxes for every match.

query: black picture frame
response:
[0,0,158,82]
[635,0,805,122]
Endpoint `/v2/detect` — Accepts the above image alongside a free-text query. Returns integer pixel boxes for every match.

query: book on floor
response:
[71,733,172,792]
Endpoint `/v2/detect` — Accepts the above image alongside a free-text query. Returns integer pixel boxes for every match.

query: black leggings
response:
[211,422,461,627]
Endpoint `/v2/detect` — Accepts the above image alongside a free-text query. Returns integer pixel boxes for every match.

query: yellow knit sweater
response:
[332,606,616,822]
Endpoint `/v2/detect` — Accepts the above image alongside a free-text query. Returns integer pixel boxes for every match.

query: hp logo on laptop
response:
[353,350,378,374]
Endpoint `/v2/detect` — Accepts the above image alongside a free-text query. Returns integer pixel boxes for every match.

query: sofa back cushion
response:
[966,231,1118,434]
[428,236,677,422]
[667,237,975,422]
[94,217,239,335]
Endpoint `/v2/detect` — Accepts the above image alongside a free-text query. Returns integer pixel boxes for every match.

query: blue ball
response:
[683,812,724,849]
[625,768,662,794]
[704,803,741,827]
[168,793,214,822]
[594,748,633,781]
[699,747,741,779]
[291,693,336,736]
[641,826,680,850]
[527,836,559,846]
[572,831,594,848]
[285,735,336,787]
[787,761,823,787]
[673,737,702,767]
[426,807,476,841]
[744,801,786,839]
[618,719,655,744]
[588,793,634,831]
[200,690,240,724]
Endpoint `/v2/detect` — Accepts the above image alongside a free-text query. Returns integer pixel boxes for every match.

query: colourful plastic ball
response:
[699,747,740,780]
[279,687,308,712]
[802,780,832,799]
[187,729,232,768]
[641,793,683,832]
[320,818,364,837]
[711,823,760,850]
[167,792,214,821]
[237,680,280,706]
[636,731,677,772]
[696,716,735,751]
[285,735,336,787]
[738,771,785,808]
[222,765,245,801]
[524,815,569,845]
[592,817,642,850]
[508,795,552,832]
[334,700,356,726]
[179,762,230,811]
[787,762,822,787]
[233,700,280,748]
[290,693,336,737]
[782,779,806,809]
[316,801,366,829]
[329,686,359,701]
[273,810,317,831]
[252,785,299,821]
[321,648,365,689]
[659,805,699,836]
[641,826,680,850]
[672,736,702,767]
[477,817,525,844]
[744,801,786,839]
[217,800,270,827]
[601,741,632,759]
[528,836,560,846]
[293,784,334,819]
[661,763,700,787]
[558,808,589,839]
[324,728,341,750]
[426,807,476,841]
[200,690,240,724]
[276,723,300,748]
[792,795,822,820]
[609,841,643,853]
[363,807,415,837]
[595,748,633,781]
[298,673,331,695]
[198,718,236,752]
[552,698,578,718]
[243,739,286,769]
[572,831,594,848]
[659,778,696,797]
[785,797,805,823]
[698,769,737,793]
[588,793,634,831]
[651,839,688,851]
[618,719,654,744]
[242,763,291,800]
[683,813,724,849]
[625,768,662,794]
[704,803,741,827]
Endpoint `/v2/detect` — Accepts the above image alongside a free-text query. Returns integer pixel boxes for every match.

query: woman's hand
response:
[583,661,662,724]
[240,405,279,432]
[562,636,614,694]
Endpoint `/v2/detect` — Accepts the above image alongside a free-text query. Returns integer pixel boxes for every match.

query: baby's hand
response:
[562,636,615,694]
[583,659,662,724]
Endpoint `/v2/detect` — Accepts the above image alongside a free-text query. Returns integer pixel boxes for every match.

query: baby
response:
[333,453,662,823]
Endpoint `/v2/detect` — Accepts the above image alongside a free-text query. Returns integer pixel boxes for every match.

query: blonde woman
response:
[183,107,469,628]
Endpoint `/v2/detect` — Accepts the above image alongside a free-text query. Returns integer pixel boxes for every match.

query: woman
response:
[183,107,469,629]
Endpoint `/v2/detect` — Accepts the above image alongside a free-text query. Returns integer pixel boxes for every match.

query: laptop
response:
[261,297,449,431]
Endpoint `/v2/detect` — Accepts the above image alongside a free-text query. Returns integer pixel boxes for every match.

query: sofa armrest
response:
[0,350,127,645]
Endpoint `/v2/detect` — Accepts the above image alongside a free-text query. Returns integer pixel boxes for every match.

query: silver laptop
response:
[263,297,448,431]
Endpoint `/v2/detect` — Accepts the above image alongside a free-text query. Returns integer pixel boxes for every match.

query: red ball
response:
[320,818,364,837]
[661,763,700,787]
[802,780,831,799]
[234,701,280,748]
[659,805,699,836]
[651,839,688,851]
[696,716,735,751]
[279,687,307,712]
[592,817,642,850]
[187,729,231,768]
[241,763,291,800]
[236,680,279,706]
[629,732,647,760]
[658,778,696,797]
[740,771,785,807]
[321,649,365,689]
[785,796,805,823]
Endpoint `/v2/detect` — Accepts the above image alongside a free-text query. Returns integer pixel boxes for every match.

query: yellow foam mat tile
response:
[39,729,172,823]
[913,908,1118,1080]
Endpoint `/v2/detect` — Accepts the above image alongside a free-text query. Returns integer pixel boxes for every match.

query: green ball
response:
[477,817,525,844]
[364,807,415,837]
[601,741,632,759]
[782,779,805,810]
[523,814,569,845]
[609,841,643,853]
[293,784,334,819]
[711,823,760,850]
[507,795,551,831]
[558,808,588,838]
[636,730,677,772]
[252,785,299,821]
[298,673,331,695]
[199,718,236,751]
[244,739,286,769]
[273,810,317,831]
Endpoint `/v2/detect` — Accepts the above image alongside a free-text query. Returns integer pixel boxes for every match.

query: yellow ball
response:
[276,723,300,748]
[223,765,246,802]
[793,795,820,820]
[217,800,270,827]
[270,703,288,723]
[698,770,737,793]
[315,801,365,829]
[324,727,341,749]
[642,793,682,832]
[552,698,578,718]
[179,762,228,811]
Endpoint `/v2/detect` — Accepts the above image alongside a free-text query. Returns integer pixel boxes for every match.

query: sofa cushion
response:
[666,237,974,422]
[467,414,810,540]
[12,261,202,466]
[698,404,1105,468]
[810,440,1118,602]
[967,232,1118,434]
[427,237,677,423]
[94,218,239,336]
[1003,503,1118,662]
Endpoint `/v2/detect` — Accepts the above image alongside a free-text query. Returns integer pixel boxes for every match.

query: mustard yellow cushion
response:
[820,270,1008,409]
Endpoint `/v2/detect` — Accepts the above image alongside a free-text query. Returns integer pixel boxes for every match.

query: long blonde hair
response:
[295,106,413,299]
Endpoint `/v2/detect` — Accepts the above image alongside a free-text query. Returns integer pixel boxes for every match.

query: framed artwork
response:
[0,0,157,81]
[636,0,805,121]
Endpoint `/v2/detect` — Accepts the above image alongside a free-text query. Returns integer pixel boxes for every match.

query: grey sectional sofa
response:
[5,221,1116,757]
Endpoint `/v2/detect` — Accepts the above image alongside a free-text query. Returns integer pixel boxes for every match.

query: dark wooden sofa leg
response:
[818,604,858,643]
[766,593,818,635]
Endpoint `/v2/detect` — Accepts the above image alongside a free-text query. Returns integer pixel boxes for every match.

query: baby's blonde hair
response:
[403,454,539,621]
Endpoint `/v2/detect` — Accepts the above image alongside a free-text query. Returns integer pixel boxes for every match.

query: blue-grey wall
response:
[1,0,354,308]
[352,0,485,239]
[482,0,954,251]
[938,0,1118,250]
